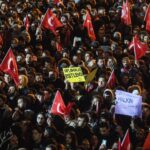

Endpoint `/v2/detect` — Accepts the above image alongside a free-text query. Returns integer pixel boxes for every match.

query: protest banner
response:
[63,67,85,83]
[115,90,142,117]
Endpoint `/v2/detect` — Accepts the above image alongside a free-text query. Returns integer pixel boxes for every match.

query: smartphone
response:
[101,139,107,146]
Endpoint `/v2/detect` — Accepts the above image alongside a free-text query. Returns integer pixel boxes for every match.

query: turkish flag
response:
[143,132,150,149]
[41,8,63,35]
[121,0,131,25]
[83,10,96,41]
[106,70,116,88]
[50,90,74,117]
[0,48,19,86]
[24,15,29,32]
[121,129,131,150]
[144,5,150,32]
[128,35,148,60]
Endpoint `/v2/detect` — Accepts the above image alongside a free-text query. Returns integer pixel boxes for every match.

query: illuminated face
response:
[97,59,104,68]
[36,113,45,126]
[98,77,106,88]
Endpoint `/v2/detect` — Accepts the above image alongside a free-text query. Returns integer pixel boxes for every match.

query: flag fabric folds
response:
[106,70,116,88]
[143,131,150,149]
[144,5,150,32]
[50,90,74,117]
[83,10,96,41]
[121,0,131,25]
[128,35,148,60]
[121,129,131,150]
[0,48,19,86]
[41,8,63,35]
[24,15,29,32]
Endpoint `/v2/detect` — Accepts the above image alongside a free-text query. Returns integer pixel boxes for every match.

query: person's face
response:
[107,58,114,68]
[143,35,149,43]
[85,53,91,62]
[98,77,106,88]
[35,75,43,82]
[1,3,8,12]
[122,59,129,68]
[17,55,23,62]
[72,56,79,64]
[82,139,90,149]
[4,74,11,83]
[99,127,109,136]
[8,86,15,94]
[25,54,32,64]
[142,106,150,118]
[97,59,104,68]
[19,76,24,85]
[66,133,72,144]
[37,114,45,126]
[17,98,25,109]
[77,117,85,127]
[32,129,42,142]
[43,91,50,101]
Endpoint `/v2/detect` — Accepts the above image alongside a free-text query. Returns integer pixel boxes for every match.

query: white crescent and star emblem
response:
[8,58,16,72]
[56,103,64,115]
[48,16,54,27]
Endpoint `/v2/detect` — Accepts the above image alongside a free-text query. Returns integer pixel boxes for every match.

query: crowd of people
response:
[0,0,150,149]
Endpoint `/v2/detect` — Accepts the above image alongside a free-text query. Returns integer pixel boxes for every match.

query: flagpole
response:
[144,4,150,21]
[106,69,114,86]
[121,129,129,147]
[0,47,11,66]
[133,36,137,65]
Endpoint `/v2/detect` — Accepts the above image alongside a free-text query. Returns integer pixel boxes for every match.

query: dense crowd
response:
[0,0,150,149]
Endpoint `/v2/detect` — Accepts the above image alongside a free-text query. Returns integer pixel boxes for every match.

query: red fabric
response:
[0,34,3,46]
[128,35,148,60]
[54,0,62,4]
[145,5,150,32]
[121,0,131,25]
[25,15,29,32]
[143,132,150,150]
[121,129,131,150]
[56,42,63,52]
[106,70,116,88]
[83,10,96,41]
[50,91,74,117]
[0,48,19,86]
[41,8,63,35]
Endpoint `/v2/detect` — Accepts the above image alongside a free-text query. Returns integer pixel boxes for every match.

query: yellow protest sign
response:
[63,67,85,83]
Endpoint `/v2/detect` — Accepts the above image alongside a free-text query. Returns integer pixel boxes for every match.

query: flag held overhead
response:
[0,48,19,86]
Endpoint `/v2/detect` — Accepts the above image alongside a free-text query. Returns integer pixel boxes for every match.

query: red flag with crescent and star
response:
[50,90,75,117]
[128,35,148,60]
[41,8,63,35]
[0,48,19,86]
